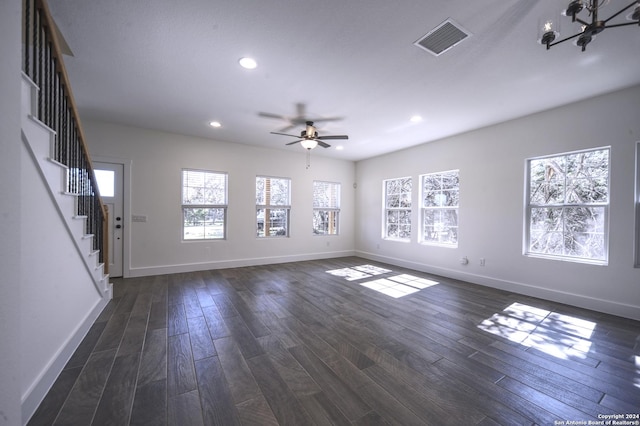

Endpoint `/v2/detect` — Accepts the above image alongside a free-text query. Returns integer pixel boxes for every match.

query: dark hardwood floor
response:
[29,257,640,425]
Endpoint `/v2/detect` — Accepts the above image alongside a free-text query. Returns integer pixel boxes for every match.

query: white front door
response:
[94,162,124,277]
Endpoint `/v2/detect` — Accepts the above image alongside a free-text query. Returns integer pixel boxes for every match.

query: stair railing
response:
[23,0,109,274]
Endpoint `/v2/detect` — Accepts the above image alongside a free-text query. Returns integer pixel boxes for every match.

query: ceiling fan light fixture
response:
[300,139,318,150]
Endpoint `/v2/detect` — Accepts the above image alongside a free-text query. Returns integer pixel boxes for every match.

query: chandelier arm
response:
[575,17,591,26]
[547,31,584,48]
[603,2,639,23]
[603,21,640,29]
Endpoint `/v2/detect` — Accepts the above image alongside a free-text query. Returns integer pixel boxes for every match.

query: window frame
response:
[313,180,341,236]
[181,169,228,241]
[419,169,459,247]
[256,175,291,238]
[383,176,412,241]
[524,147,610,265]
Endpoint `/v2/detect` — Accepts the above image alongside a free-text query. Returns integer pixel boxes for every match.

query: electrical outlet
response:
[480,258,486,266]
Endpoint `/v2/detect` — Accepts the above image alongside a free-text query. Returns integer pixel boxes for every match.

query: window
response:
[94,169,115,197]
[313,181,340,235]
[182,169,227,240]
[525,147,610,263]
[420,170,459,246]
[256,176,291,237]
[383,177,412,240]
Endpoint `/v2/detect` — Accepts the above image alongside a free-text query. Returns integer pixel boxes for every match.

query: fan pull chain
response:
[306,149,311,169]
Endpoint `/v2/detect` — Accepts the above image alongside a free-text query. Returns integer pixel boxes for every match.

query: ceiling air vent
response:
[414,19,471,56]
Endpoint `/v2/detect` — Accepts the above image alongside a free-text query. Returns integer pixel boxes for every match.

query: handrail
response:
[23,0,109,274]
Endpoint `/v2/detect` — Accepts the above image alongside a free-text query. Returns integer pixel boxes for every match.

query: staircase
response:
[20,71,114,424]
[21,74,112,297]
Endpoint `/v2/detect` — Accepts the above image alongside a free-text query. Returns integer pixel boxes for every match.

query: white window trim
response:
[523,147,610,265]
[256,175,291,238]
[313,180,341,236]
[383,176,412,241]
[181,169,228,241]
[419,169,459,248]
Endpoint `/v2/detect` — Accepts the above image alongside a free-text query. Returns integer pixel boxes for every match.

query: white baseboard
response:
[356,250,640,321]
[127,250,357,277]
[21,295,112,425]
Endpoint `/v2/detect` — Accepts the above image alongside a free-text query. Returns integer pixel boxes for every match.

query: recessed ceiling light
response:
[238,57,257,69]
[410,115,423,123]
[209,121,222,128]
[336,145,344,150]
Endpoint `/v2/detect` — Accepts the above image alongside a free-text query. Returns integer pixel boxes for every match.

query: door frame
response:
[94,156,131,278]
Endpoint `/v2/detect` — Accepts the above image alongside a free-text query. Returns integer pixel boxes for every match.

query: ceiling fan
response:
[259,103,342,132]
[271,121,348,150]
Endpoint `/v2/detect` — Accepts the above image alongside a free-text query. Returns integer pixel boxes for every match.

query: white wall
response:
[0,0,22,424]
[20,137,106,420]
[355,85,640,321]
[83,121,356,276]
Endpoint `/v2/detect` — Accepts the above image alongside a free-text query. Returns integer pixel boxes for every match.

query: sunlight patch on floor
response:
[478,302,596,360]
[325,266,439,298]
[326,265,391,281]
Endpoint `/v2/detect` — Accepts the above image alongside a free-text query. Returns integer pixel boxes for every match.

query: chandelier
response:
[540,0,640,51]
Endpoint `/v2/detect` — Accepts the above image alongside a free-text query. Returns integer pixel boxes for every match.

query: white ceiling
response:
[48,0,640,161]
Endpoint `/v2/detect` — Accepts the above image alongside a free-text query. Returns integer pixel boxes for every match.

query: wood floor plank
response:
[117,314,148,357]
[63,321,108,370]
[187,315,217,360]
[221,314,265,359]
[168,389,204,426]
[288,345,371,422]
[298,391,352,426]
[194,356,241,426]
[93,313,129,352]
[27,366,82,426]
[129,378,166,426]
[168,303,188,336]
[167,333,197,396]
[245,353,314,425]
[136,327,167,387]
[53,349,117,425]
[235,396,279,426]
[147,300,167,330]
[92,353,140,426]
[257,334,322,397]
[214,336,263,404]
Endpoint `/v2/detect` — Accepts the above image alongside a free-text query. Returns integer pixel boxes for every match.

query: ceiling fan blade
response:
[317,135,349,140]
[285,140,303,146]
[308,117,343,123]
[271,131,301,138]
[317,141,331,148]
[259,112,288,120]
[278,124,296,132]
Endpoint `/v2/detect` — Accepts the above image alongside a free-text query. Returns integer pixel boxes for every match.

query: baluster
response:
[24,0,30,77]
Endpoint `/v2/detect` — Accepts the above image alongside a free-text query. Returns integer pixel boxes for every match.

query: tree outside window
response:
[526,147,609,263]
[313,181,340,235]
[420,170,459,246]
[384,177,411,240]
[256,176,291,237]
[182,169,227,240]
